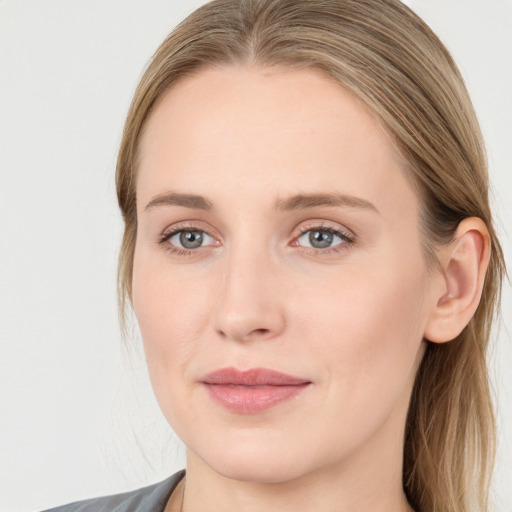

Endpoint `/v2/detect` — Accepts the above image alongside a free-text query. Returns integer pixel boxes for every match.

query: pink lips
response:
[201,367,311,414]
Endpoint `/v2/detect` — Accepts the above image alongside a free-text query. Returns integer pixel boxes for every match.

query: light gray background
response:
[0,1,510,511]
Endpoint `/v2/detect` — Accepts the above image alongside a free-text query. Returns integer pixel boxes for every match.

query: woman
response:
[43,0,505,511]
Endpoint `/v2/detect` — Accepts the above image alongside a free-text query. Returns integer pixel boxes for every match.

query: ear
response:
[424,217,491,343]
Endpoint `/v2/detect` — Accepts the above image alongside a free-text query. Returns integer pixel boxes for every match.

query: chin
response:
[210,457,308,485]
[188,434,316,484]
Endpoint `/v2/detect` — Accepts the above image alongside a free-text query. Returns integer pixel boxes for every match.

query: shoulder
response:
[40,470,185,512]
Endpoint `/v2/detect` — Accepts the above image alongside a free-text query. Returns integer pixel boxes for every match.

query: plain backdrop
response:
[0,1,510,511]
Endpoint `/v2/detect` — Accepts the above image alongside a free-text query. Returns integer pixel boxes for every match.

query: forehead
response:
[136,65,417,219]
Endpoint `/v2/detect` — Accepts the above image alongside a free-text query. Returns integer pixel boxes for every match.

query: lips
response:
[200,367,311,414]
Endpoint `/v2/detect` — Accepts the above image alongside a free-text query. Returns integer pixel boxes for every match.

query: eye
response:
[162,229,216,251]
[295,227,352,250]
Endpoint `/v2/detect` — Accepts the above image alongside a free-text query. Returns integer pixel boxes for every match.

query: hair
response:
[115,1,505,510]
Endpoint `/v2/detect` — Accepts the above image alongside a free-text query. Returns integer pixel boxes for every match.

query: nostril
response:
[241,328,275,342]
[213,296,286,342]
[216,326,272,342]
[251,328,270,336]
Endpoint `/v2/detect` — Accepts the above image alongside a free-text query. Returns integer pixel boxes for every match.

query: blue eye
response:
[296,228,350,249]
[166,229,215,250]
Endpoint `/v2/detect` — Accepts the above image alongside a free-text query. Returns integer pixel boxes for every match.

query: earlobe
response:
[424,218,490,343]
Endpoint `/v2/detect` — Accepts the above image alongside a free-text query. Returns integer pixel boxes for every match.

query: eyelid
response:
[293,220,355,239]
[160,220,218,238]
[290,220,356,253]
[156,219,355,256]
[158,221,221,251]
[169,230,215,249]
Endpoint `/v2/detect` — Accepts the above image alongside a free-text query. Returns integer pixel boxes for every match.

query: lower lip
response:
[203,383,310,414]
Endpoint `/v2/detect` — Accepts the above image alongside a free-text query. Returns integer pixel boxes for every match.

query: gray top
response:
[41,470,185,512]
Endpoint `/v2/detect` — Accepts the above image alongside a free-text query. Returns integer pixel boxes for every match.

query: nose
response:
[213,248,286,343]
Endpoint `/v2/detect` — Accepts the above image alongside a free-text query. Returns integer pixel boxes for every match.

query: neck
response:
[181,413,413,512]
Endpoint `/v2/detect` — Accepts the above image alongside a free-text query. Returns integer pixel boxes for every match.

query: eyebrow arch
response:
[144,192,213,212]
[275,193,379,213]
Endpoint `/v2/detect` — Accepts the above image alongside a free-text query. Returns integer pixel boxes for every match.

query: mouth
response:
[200,367,312,414]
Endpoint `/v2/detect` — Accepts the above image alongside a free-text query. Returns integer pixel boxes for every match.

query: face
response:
[133,66,437,484]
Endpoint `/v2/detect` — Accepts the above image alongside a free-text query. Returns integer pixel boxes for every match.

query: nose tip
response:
[213,257,286,343]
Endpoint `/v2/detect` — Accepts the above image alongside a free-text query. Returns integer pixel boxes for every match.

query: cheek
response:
[293,253,429,408]
[131,247,213,384]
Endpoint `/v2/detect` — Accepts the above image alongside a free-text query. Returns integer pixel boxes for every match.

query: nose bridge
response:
[213,234,285,342]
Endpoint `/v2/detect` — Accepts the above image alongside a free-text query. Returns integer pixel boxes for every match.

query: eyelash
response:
[158,223,211,256]
[294,224,355,255]
[158,222,355,256]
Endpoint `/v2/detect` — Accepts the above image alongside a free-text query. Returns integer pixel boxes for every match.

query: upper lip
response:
[201,367,310,386]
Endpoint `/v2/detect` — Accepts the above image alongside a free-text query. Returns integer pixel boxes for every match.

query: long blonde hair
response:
[115,1,505,510]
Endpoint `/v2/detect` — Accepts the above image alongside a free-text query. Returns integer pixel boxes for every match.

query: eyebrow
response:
[274,193,379,213]
[145,192,213,211]
[144,191,378,214]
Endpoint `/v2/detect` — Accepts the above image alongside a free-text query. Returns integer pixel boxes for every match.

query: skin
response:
[132,65,448,512]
